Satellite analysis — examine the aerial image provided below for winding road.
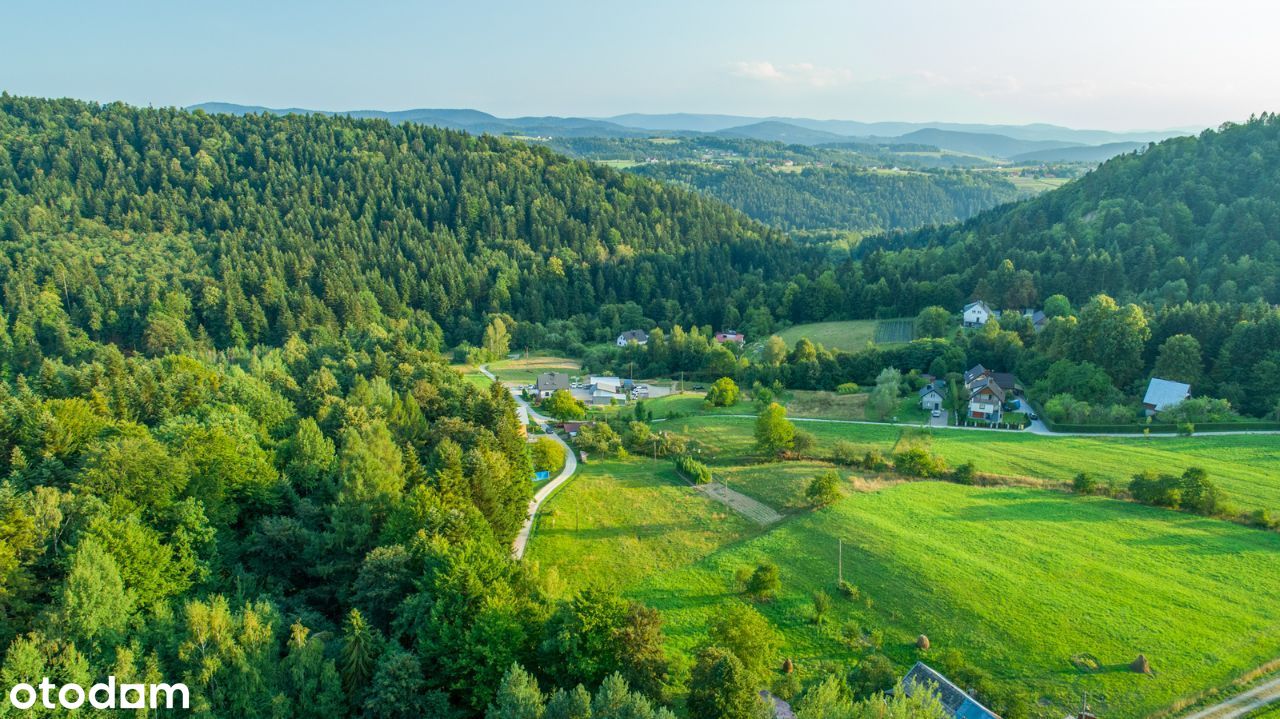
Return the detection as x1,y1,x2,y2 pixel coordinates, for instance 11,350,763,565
478,365,579,559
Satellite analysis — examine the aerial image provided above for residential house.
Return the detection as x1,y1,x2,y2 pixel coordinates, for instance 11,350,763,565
963,364,990,386
967,377,1006,422
963,301,994,327
561,421,594,437
991,372,1019,395
919,381,946,411
1143,377,1191,416
900,662,1000,719
1023,309,1048,332
714,330,746,344
616,329,649,347
534,372,571,400
590,388,627,405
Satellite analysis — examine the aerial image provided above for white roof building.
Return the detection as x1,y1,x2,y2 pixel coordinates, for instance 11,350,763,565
1143,378,1191,413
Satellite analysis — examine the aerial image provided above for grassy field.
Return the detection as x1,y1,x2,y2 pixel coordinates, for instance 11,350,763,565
776,320,882,353
630,482,1280,719
524,457,757,595
874,317,916,344
483,354,582,384
666,416,1280,514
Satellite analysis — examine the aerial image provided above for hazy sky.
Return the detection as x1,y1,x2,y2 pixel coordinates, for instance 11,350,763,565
4,0,1277,130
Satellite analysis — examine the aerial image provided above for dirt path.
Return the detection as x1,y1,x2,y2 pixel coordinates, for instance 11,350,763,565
478,365,579,559
1179,675,1280,719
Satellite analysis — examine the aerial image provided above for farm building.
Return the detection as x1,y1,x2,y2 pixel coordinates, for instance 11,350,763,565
963,301,994,327
616,329,649,346
900,662,1001,719
534,372,571,399
1143,377,1191,416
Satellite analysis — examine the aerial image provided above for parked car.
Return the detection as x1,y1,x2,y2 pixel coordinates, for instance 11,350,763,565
931,409,942,418
1028,412,1039,421
693,384,705,391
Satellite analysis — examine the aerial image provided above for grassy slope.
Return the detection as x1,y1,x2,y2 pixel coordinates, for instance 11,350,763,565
776,320,881,353
672,416,1280,514
632,482,1280,719
524,457,757,596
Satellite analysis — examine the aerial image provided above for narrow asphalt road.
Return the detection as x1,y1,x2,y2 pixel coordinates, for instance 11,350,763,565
1178,674,1280,719
478,365,579,559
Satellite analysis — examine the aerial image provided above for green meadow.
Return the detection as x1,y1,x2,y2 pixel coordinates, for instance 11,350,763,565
669,416,1280,514
631,482,1280,719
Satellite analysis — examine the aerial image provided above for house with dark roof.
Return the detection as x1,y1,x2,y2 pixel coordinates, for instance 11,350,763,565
919,381,947,411
534,372,571,399
616,329,649,347
967,378,1006,422
901,662,1001,719
1143,377,1191,416
963,364,990,386
1022,309,1048,332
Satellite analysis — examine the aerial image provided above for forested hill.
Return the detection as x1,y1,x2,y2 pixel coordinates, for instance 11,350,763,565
0,94,806,350
631,162,1022,232
861,115,1280,308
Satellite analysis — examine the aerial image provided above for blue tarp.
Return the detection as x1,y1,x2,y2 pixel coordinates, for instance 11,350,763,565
534,470,551,481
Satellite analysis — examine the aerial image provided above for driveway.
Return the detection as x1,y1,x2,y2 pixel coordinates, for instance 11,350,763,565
478,365,579,559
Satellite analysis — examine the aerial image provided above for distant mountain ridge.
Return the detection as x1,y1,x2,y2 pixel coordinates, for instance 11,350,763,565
189,102,1193,158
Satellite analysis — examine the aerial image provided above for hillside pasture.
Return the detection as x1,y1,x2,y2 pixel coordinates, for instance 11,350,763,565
633,482,1280,719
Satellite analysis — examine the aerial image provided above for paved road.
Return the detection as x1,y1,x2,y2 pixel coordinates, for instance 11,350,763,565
478,366,579,559
1179,674,1280,719
704,414,1280,439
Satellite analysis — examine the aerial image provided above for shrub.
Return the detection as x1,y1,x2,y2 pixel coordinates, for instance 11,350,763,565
745,562,781,600
812,590,832,624
892,447,947,478
1178,422,1195,436
674,455,713,484
806,471,842,508
836,382,860,395
860,449,888,471
831,440,860,466
847,654,897,700
704,377,741,407
1072,472,1098,495
791,429,816,456
951,461,976,485
837,581,860,600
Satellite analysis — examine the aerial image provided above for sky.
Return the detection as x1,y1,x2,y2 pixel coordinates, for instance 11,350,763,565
3,0,1277,130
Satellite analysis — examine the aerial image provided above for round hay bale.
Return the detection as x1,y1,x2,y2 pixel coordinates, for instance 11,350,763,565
1131,654,1151,674
916,634,931,650
782,657,794,674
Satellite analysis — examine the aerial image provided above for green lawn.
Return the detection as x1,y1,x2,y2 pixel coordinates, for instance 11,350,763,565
631,482,1280,719
776,320,882,353
485,354,582,384
525,457,757,596
669,416,1280,514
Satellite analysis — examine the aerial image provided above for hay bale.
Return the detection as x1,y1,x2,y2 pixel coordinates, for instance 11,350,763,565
916,634,931,650
1131,654,1151,674
782,657,794,674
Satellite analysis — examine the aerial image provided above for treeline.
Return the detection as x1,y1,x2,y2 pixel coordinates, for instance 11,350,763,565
631,162,1021,232
0,94,813,352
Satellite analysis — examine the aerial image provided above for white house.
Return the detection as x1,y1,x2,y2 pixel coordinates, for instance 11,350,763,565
963,301,994,327
1143,378,1191,416
967,378,1006,422
616,329,649,347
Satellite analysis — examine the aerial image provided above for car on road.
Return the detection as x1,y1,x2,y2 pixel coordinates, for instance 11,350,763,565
931,409,942,418
693,384,705,391
1028,412,1039,421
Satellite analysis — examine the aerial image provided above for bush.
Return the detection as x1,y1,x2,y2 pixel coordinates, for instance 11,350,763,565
1072,472,1098,495
836,382,860,395
831,440,860,466
951,461,976,485
847,654,897,700
791,429,816,456
892,447,947,478
837,580,860,600
1178,422,1195,436
860,449,888,471
745,562,781,600
704,377,740,407
674,455,713,484
805,471,842,508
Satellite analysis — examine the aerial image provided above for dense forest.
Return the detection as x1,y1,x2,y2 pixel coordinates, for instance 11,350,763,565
631,162,1022,232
